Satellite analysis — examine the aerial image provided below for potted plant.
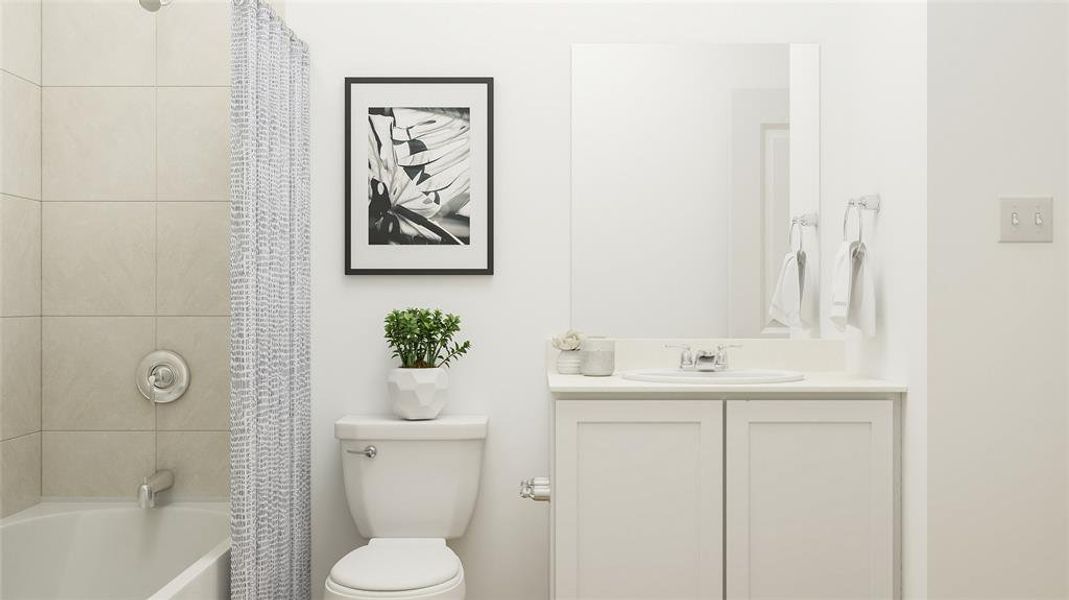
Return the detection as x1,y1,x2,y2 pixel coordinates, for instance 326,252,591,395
384,308,472,420
552,329,585,374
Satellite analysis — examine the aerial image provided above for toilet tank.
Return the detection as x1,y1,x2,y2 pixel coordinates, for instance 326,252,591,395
334,415,488,539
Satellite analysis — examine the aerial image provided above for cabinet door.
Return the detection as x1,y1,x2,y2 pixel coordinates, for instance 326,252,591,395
555,400,723,600
726,400,895,600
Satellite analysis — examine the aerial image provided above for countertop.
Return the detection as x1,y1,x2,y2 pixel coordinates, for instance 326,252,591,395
547,371,907,398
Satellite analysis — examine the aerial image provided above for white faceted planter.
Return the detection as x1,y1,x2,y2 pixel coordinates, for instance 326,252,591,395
388,367,449,420
556,350,582,374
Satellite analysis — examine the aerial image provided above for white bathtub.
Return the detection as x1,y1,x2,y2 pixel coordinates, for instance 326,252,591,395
0,502,229,600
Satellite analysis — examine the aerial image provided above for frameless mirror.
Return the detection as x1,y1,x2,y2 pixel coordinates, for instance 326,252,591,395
570,43,821,338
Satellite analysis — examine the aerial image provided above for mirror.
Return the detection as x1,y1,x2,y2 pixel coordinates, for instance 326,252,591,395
570,43,820,338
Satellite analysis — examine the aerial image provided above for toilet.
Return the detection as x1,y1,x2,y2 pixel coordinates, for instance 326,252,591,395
326,415,488,600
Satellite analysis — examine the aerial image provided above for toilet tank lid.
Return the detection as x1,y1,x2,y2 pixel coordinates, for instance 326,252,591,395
335,415,489,441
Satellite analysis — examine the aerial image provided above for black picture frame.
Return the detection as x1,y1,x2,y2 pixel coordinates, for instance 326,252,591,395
344,77,494,275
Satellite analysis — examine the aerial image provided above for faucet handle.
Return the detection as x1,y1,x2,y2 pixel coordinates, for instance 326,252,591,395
713,344,742,370
665,344,695,369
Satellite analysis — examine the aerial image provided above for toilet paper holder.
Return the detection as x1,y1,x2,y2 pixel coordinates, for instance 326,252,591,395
520,477,551,502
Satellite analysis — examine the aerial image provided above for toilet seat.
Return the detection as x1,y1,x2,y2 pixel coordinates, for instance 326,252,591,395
324,538,465,600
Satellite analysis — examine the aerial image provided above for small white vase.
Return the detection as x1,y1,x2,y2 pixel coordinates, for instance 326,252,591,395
387,367,449,420
580,337,615,376
556,350,582,374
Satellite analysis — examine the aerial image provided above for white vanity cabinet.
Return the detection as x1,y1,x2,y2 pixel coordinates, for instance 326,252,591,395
553,400,724,600
552,397,898,600
725,400,896,600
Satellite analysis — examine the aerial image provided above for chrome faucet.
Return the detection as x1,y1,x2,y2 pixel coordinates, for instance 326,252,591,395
694,344,742,372
667,343,742,372
137,470,174,508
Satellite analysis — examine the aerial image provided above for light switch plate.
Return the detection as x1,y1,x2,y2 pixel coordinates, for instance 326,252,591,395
1000,196,1053,243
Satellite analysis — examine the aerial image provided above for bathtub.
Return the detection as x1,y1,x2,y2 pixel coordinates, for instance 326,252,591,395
0,501,229,600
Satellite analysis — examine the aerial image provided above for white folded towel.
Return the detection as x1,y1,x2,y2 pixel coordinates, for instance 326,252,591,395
797,248,819,330
829,241,854,329
768,252,802,329
849,243,876,336
830,240,875,336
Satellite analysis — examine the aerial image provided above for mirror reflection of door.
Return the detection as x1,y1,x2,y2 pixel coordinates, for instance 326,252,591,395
727,85,790,338
762,124,790,334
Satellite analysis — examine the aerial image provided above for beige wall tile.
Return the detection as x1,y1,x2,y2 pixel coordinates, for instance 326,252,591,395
42,317,154,431
156,317,228,430
42,202,156,315
157,202,229,315
43,87,155,202
0,432,41,516
157,0,229,86
157,431,227,498
1,317,40,440
42,430,154,497
157,87,229,201
0,196,41,316
42,0,154,86
1,72,41,200
1,0,42,84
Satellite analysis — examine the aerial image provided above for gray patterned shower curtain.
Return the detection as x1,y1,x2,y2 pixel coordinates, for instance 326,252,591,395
229,0,311,598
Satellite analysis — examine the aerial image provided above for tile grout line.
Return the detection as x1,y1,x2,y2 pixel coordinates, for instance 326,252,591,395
36,200,230,203
38,0,44,505
1,192,44,203
0,430,40,444
153,201,159,472
37,430,229,433
0,67,41,88
34,84,231,89
153,8,159,474
39,314,231,318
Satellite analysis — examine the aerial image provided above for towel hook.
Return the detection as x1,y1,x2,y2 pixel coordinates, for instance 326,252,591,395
842,194,881,244
790,212,818,253
789,221,803,252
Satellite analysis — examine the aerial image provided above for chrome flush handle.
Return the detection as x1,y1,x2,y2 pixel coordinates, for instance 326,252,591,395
346,445,377,458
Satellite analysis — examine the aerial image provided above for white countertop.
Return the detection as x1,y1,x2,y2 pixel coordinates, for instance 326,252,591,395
547,371,907,398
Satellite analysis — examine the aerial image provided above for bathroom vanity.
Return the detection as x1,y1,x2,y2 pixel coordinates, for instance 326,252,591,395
558,40,907,599
544,341,906,600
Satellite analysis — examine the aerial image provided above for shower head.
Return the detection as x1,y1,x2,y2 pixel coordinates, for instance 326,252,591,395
139,0,172,12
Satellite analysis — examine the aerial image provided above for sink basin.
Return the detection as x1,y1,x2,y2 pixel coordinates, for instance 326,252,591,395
621,368,805,385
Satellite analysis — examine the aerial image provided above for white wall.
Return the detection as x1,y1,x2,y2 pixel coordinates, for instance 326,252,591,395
928,3,1068,598
287,3,927,598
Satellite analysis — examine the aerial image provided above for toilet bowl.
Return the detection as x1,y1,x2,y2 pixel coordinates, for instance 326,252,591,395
324,539,464,600
328,416,487,600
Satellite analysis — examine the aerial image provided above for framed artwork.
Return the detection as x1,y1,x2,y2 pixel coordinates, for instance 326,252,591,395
345,77,494,274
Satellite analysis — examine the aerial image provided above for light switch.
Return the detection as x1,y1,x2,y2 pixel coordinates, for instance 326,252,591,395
1000,196,1053,243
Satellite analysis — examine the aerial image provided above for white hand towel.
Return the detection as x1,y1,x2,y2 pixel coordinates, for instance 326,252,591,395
795,248,816,329
830,241,855,331
768,253,801,329
849,243,876,337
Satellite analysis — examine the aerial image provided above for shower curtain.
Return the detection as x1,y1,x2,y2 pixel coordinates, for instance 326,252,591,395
229,0,311,598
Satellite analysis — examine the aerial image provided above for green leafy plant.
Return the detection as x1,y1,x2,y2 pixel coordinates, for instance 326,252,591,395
384,308,472,368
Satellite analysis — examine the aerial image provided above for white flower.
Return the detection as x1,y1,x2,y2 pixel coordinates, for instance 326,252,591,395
552,330,584,351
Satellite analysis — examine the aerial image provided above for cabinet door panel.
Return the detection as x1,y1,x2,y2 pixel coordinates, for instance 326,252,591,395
555,400,723,600
726,400,895,600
